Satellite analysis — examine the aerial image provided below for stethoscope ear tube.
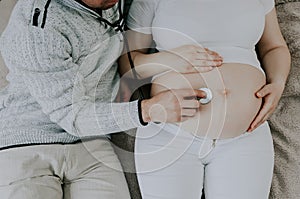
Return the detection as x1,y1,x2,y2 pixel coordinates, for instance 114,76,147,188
97,0,145,100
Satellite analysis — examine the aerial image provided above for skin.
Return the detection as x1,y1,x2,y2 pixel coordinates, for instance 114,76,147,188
80,0,209,123
249,8,291,132
119,8,290,129
118,40,223,123
119,30,223,78
89,1,290,127
149,63,266,138
80,0,119,10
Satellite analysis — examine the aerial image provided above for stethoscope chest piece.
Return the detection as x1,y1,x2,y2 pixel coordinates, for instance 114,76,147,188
198,87,213,105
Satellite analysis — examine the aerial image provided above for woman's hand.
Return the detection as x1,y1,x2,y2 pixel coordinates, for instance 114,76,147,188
119,43,223,79
248,82,285,132
162,45,223,73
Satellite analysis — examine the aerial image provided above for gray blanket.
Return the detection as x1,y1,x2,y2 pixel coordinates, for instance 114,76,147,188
269,1,300,198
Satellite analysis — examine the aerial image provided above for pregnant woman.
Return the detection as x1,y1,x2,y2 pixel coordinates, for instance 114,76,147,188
119,0,291,198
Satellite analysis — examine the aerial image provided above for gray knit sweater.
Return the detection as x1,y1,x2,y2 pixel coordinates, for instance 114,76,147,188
0,0,143,149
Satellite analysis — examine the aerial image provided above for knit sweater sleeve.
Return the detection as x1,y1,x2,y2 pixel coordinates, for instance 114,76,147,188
18,25,144,137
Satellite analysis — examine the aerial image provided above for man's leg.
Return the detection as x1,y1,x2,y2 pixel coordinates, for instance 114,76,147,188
0,145,64,199
63,138,131,199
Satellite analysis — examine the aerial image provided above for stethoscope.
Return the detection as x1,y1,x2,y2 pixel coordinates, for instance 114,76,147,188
95,0,147,100
36,0,213,104
86,0,214,104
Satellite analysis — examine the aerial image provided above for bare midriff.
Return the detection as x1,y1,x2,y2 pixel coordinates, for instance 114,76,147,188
151,63,266,139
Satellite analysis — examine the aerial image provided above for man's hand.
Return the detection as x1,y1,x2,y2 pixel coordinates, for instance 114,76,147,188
140,89,206,123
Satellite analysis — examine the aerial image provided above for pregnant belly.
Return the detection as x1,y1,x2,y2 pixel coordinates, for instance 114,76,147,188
151,63,266,139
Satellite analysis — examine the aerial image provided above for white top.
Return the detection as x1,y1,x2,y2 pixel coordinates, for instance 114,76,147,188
127,0,275,77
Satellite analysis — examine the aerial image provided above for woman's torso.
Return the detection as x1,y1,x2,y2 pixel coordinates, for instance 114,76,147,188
147,0,269,138
151,63,266,139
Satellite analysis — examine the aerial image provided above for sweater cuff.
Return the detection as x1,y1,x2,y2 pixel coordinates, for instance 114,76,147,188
114,100,148,129
138,99,149,126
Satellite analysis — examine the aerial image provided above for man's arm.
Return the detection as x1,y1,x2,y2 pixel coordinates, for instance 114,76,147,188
17,24,206,137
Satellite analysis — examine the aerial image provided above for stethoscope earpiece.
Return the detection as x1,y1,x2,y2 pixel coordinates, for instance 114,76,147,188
198,87,213,104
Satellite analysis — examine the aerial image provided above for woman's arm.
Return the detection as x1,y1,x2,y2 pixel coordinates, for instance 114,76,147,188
118,30,223,79
118,30,166,78
248,8,291,132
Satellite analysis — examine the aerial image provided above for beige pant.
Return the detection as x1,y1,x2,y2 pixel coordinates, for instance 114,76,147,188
0,138,131,199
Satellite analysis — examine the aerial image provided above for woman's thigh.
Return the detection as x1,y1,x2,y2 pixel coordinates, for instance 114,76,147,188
135,124,205,199
204,122,274,199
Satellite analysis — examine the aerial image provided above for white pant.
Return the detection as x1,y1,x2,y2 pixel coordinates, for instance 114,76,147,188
135,122,274,199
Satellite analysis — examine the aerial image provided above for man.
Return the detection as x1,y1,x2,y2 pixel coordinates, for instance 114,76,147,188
0,0,206,198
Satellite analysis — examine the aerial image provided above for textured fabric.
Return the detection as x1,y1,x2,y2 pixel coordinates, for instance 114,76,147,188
127,0,274,74
269,2,300,199
276,0,300,5
135,122,274,199
0,138,131,199
0,0,14,89
0,0,144,149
